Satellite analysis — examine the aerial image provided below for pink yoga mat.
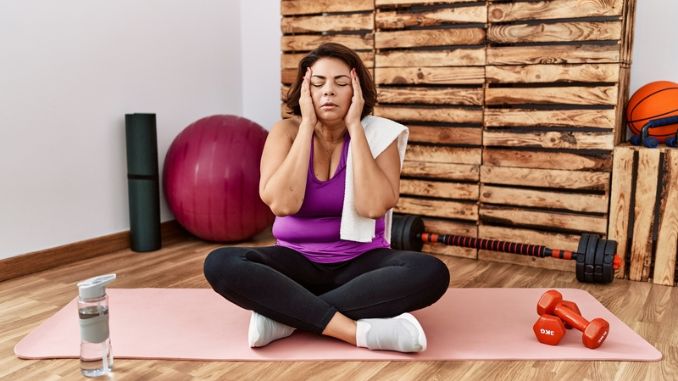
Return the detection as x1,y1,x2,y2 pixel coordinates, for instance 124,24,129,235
14,288,661,361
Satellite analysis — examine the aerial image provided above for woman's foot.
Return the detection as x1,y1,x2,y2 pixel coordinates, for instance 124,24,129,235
248,311,296,347
355,313,427,353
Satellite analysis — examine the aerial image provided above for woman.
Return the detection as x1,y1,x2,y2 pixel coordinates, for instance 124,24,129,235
204,43,449,353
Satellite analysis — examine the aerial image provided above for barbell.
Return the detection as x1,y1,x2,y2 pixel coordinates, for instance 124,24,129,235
391,214,621,284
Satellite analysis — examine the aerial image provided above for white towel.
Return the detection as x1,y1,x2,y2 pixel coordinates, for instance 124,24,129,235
340,115,409,243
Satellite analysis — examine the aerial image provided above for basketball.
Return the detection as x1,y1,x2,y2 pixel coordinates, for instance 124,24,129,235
626,81,678,142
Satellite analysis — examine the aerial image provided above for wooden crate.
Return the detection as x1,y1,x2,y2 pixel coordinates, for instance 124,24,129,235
477,0,636,272
375,0,486,258
608,145,678,286
280,0,375,116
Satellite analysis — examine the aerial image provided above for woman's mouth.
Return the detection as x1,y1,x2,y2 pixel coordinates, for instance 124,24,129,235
320,102,338,110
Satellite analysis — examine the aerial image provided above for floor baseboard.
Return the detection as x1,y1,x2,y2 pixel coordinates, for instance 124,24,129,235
0,221,189,282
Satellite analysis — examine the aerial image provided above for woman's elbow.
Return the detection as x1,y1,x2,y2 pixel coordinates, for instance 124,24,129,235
267,198,303,217
355,203,392,219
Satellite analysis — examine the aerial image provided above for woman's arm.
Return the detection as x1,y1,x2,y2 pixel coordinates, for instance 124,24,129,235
259,119,314,216
343,68,401,219
260,68,318,216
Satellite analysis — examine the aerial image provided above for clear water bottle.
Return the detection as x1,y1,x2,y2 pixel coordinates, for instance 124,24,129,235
77,274,116,377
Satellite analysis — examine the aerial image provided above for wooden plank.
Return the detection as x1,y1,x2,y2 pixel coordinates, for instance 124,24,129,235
488,21,622,43
374,105,483,124
282,0,373,16
479,225,580,252
486,64,620,84
377,0,478,6
487,45,620,65
620,0,638,65
281,68,296,84
483,130,614,150
485,86,618,106
424,243,476,259
480,184,609,213
401,179,479,200
405,144,482,165
282,13,373,34
376,28,485,49
377,49,486,67
488,0,623,22
485,109,615,129
629,149,660,282
478,249,576,273
402,161,480,181
480,206,608,234
615,66,631,145
483,149,612,171
281,34,374,52
378,87,483,106
376,6,486,29
424,217,477,237
282,51,374,69
376,67,485,85
285,67,375,84
607,146,634,279
653,150,678,286
408,125,482,146
396,197,478,220
481,166,610,192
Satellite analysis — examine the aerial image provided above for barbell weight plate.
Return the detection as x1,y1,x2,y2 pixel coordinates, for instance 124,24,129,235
594,239,607,283
584,234,599,283
576,233,590,282
410,215,424,252
403,215,418,251
602,239,617,283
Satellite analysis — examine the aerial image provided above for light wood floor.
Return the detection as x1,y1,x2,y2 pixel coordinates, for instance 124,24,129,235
1,232,676,381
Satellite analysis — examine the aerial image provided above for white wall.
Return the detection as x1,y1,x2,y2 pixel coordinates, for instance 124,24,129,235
629,1,678,93
0,0,243,259
1,0,675,260
240,1,281,130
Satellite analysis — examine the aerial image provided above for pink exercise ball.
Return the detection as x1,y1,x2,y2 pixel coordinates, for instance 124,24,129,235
163,115,274,241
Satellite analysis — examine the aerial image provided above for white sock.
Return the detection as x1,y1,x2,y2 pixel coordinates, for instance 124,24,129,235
248,311,296,348
355,313,427,353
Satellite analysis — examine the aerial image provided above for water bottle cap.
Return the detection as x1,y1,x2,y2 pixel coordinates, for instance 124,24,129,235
77,274,116,300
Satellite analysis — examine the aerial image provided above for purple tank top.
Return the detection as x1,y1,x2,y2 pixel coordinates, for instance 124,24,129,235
272,133,389,263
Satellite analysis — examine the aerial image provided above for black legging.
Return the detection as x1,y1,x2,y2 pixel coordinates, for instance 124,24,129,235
203,245,450,334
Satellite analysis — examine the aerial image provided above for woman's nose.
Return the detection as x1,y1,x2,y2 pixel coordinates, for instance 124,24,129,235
322,84,335,96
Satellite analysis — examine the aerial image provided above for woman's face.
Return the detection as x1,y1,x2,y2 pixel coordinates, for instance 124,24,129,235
309,57,354,123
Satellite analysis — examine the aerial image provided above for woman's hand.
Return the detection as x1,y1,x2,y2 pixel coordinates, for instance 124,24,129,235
299,68,318,127
345,68,364,133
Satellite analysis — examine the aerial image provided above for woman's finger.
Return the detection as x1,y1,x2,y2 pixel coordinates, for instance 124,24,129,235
352,68,363,100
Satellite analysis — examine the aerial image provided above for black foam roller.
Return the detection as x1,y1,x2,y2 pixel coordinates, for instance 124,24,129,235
125,113,161,252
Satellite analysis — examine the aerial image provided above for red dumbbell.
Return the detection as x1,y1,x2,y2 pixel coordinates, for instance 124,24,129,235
532,299,582,346
533,314,566,345
537,290,609,349
560,300,581,329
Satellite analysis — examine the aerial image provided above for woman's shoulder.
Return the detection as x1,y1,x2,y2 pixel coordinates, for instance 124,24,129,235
271,117,302,140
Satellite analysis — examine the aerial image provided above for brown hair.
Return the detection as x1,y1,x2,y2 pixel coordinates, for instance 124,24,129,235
285,43,376,119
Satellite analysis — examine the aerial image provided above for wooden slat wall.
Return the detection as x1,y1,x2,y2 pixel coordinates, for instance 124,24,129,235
608,146,678,286
477,0,633,271
375,0,486,258
279,1,641,275
280,0,375,116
